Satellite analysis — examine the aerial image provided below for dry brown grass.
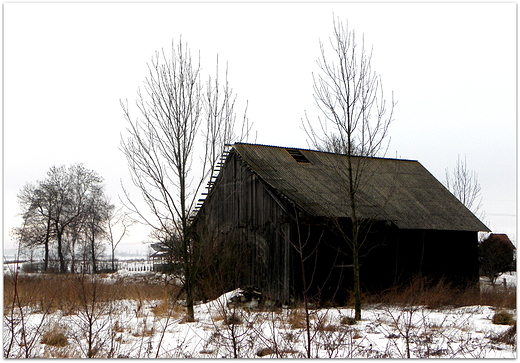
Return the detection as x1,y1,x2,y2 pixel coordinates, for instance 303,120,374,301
352,331,363,339
287,310,307,329
479,289,516,309
151,300,168,316
151,298,184,320
41,325,68,347
3,273,182,313
363,277,516,310
212,310,244,325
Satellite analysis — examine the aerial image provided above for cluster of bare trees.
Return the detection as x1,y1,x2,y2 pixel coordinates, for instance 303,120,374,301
13,164,130,273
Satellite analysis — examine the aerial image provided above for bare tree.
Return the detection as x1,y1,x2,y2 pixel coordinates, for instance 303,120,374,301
303,17,395,320
66,215,83,274
16,183,55,271
83,189,111,274
445,155,485,220
71,273,111,358
106,204,134,272
4,222,53,358
290,212,321,358
120,39,248,321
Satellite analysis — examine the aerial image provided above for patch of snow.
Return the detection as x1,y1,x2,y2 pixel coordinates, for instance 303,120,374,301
480,271,517,291
4,270,516,358
4,287,516,358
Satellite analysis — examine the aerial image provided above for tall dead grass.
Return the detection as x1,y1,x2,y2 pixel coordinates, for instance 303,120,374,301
363,277,516,310
3,273,181,313
5,273,514,313
41,324,69,347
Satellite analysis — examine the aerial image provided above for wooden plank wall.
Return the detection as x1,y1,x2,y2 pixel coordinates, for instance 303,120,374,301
193,151,292,302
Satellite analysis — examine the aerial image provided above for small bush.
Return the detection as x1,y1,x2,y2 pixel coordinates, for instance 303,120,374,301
21,262,43,273
256,347,275,357
340,316,357,325
41,326,68,347
479,234,515,283
224,313,243,325
492,311,515,325
492,323,516,345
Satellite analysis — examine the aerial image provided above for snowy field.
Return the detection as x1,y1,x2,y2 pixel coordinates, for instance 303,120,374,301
4,269,516,358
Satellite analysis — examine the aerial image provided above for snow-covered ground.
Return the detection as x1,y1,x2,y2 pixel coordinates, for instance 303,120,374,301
480,271,517,291
4,270,516,358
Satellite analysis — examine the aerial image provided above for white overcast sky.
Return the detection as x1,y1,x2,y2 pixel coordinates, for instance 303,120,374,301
3,2,517,253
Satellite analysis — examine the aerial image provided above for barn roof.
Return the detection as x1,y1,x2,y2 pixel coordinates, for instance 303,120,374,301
231,143,489,232
487,234,516,249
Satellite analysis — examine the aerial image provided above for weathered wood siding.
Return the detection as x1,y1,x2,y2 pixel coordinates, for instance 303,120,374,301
193,151,292,302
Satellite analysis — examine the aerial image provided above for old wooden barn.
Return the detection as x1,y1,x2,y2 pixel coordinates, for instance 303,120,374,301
191,143,489,304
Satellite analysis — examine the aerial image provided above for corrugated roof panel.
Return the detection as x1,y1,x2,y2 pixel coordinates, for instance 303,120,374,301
232,143,489,232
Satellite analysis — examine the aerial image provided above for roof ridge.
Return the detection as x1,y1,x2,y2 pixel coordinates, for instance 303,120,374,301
232,142,418,163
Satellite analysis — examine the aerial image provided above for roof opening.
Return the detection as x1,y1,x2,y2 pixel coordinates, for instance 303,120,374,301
286,148,311,163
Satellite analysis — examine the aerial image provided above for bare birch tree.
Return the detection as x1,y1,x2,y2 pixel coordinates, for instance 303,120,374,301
303,17,395,320
120,39,249,321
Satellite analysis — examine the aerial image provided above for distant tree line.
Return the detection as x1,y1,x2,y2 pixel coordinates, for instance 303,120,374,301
13,164,130,273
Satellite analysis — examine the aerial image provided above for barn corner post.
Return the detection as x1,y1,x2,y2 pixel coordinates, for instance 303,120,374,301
303,16,395,320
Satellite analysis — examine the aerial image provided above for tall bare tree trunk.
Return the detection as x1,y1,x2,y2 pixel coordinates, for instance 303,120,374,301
56,226,66,273
180,177,195,320
43,217,51,272
90,234,97,274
